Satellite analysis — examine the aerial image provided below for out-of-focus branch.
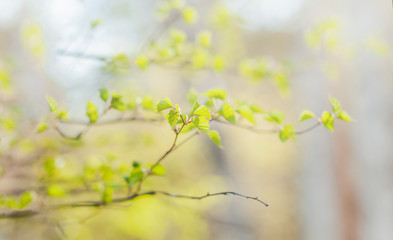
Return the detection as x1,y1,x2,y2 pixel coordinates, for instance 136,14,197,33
0,190,267,219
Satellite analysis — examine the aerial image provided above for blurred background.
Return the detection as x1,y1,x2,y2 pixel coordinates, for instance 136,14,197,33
0,0,392,239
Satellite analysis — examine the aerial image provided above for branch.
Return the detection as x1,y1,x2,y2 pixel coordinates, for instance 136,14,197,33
0,190,267,218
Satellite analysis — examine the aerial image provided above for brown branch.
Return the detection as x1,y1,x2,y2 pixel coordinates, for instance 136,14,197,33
0,190,267,218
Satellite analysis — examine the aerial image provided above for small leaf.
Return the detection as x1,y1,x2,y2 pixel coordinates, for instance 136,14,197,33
192,116,210,133
170,28,187,44
36,122,48,133
212,55,225,72
142,96,155,110
193,105,211,119
102,186,112,204
179,123,195,134
127,169,144,186
321,111,334,131
19,191,34,208
86,102,99,123
182,7,198,24
265,110,284,124
208,130,222,147
337,110,353,122
329,95,341,113
56,110,68,120
100,88,109,102
151,164,166,176
237,105,256,124
111,93,126,111
135,54,149,70
46,95,58,113
219,103,236,124
167,109,179,128
279,124,295,142
203,88,227,101
196,30,212,47
250,104,265,114
157,97,173,111
47,184,66,197
299,110,315,122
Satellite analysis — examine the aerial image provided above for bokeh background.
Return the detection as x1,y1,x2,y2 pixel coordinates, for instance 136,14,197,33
0,0,392,239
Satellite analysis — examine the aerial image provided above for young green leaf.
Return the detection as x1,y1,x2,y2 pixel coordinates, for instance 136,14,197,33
321,111,334,131
135,54,149,70
196,30,212,47
151,164,166,176
126,170,144,186
157,97,174,111
265,110,284,124
47,184,66,197
208,130,222,147
299,110,315,122
19,191,33,209
279,124,295,142
99,88,109,102
86,102,99,123
337,110,353,122
329,95,341,113
212,55,225,72
56,110,68,120
102,186,113,204
219,103,236,124
182,7,198,24
237,105,256,124
45,95,58,113
167,109,179,128
250,104,265,114
192,116,210,133
111,93,126,111
142,96,155,110
203,88,227,101
36,122,48,133
193,105,211,119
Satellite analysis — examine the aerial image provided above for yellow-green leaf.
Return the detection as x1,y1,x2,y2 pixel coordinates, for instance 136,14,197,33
203,88,227,101
321,111,334,131
86,101,99,123
219,103,236,124
45,95,58,113
299,110,315,122
265,110,284,124
192,116,210,133
237,105,256,124
337,110,353,122
193,105,211,119
157,97,173,111
329,95,341,113
208,130,222,147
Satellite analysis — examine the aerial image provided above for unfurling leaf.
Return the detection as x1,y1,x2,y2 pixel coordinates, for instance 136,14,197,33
45,95,58,113
151,164,166,176
157,98,173,111
142,96,155,110
337,110,353,122
192,116,210,133
329,95,341,113
86,102,99,123
99,88,109,102
208,130,222,147
279,124,295,142
36,122,48,133
111,93,126,111
321,111,334,131
167,109,179,128
237,105,256,124
193,105,211,119
203,88,227,100
219,103,236,124
299,110,315,122
265,110,284,124
135,55,149,70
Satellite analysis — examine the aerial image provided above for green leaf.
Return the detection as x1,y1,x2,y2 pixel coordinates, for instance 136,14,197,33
337,110,353,122
192,116,210,133
250,104,265,114
170,28,187,44
47,184,66,197
151,164,166,176
56,110,68,120
208,130,222,147
135,54,149,70
237,105,256,124
127,169,144,186
321,111,334,131
99,88,109,102
102,186,112,204
265,110,284,124
187,89,199,105
156,97,174,111
182,7,198,24
179,123,195,134
36,122,48,133
196,30,212,47
86,102,99,123
111,93,126,111
329,95,341,113
219,103,236,124
212,55,225,72
299,110,315,122
167,109,179,128
203,88,227,100
19,192,33,208
279,124,296,142
142,96,155,110
193,105,211,119
45,95,58,113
